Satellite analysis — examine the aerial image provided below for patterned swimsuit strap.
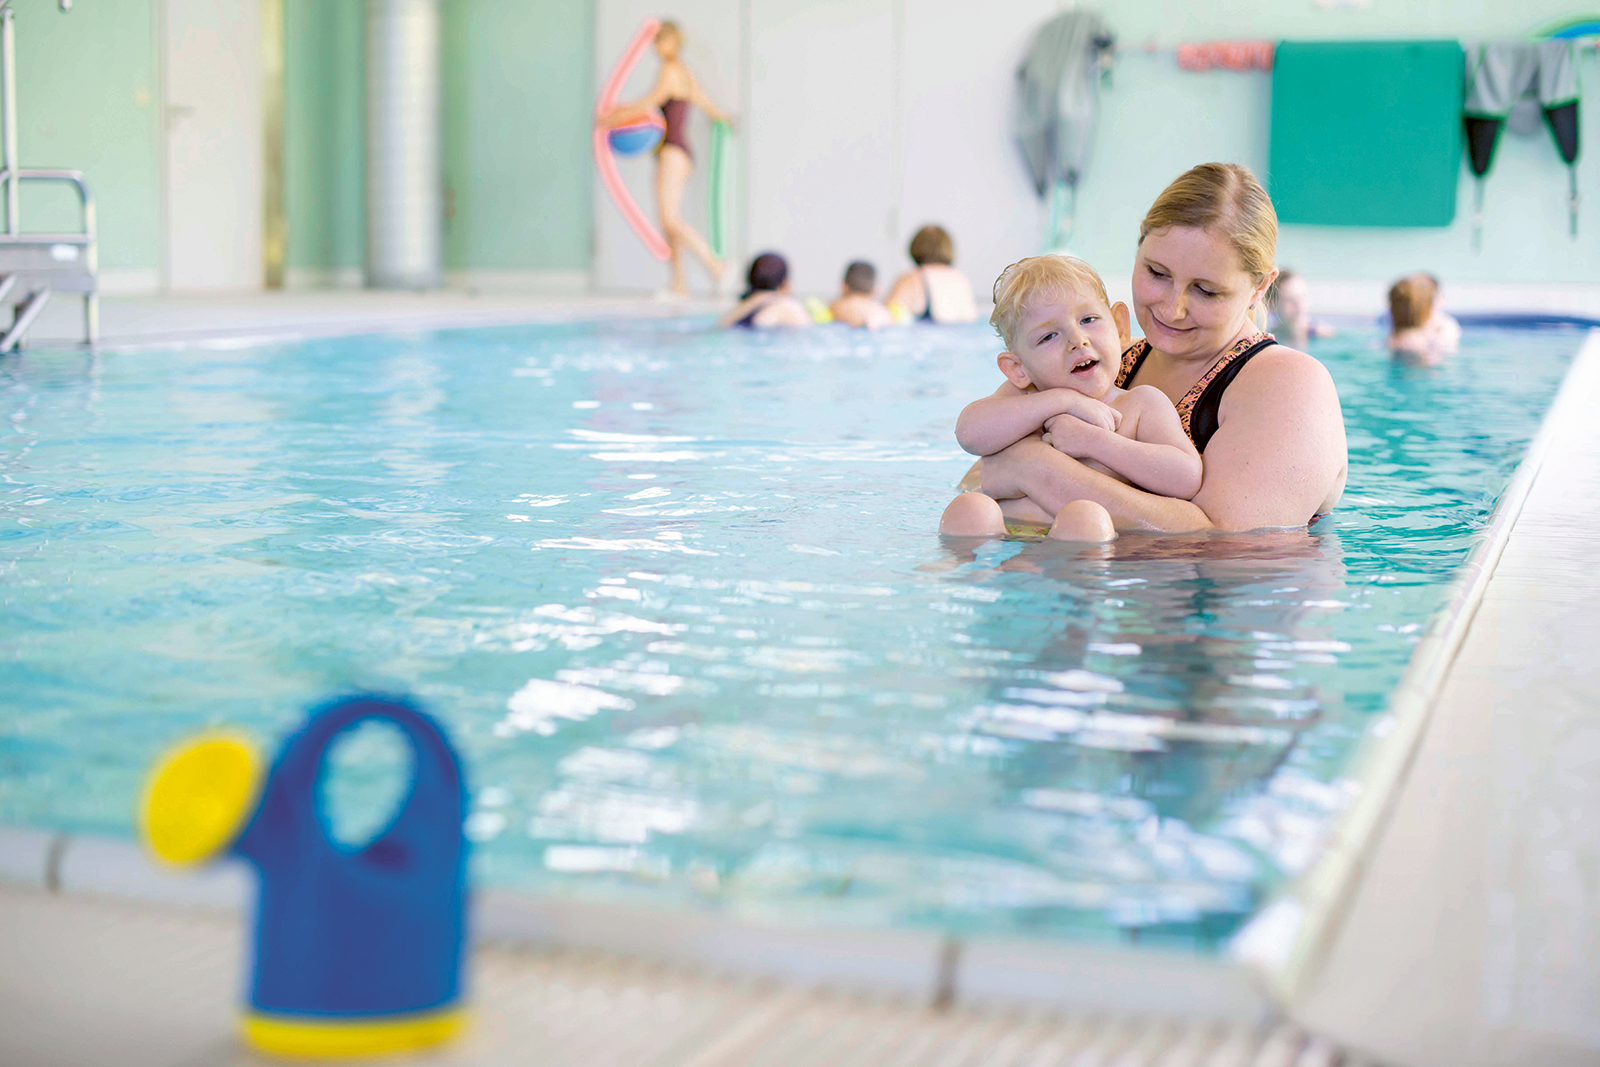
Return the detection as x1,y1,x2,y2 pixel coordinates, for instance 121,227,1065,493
1173,333,1271,433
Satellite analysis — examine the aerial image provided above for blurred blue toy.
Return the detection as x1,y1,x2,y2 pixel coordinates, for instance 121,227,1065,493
140,695,468,1059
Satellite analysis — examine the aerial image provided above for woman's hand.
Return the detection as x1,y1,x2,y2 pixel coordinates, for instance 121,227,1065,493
977,436,1053,501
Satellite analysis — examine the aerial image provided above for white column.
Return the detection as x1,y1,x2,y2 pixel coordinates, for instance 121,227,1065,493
366,0,441,289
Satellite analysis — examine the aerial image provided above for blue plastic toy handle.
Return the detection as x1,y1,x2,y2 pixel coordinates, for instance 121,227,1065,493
233,696,468,1019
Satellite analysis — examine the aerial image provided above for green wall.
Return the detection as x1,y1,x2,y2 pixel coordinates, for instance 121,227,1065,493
14,0,160,275
442,0,593,273
284,0,364,279
285,0,593,279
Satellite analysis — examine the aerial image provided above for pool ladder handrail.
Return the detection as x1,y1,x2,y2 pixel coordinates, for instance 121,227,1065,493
0,0,97,352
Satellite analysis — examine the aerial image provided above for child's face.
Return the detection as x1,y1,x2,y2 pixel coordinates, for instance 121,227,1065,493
999,288,1127,398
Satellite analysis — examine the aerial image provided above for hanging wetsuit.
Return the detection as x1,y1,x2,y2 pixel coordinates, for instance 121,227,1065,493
1464,41,1580,240
1013,11,1115,252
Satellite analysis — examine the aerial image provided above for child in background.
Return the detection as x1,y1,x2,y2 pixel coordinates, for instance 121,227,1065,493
1388,273,1460,359
720,252,811,328
939,255,1202,542
1265,270,1335,347
829,261,892,329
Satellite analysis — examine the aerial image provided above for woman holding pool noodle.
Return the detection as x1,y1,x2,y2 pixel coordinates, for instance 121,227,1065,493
597,20,730,296
973,163,1347,532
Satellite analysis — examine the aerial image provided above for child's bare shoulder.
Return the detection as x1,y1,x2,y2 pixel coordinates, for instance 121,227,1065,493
1111,384,1178,419
1111,384,1185,441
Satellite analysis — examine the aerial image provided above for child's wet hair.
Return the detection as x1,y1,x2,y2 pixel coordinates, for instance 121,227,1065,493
1388,273,1437,331
743,252,788,298
842,261,876,294
990,255,1111,351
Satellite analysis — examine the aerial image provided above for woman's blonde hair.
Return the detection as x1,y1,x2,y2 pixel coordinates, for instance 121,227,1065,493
990,255,1110,350
655,20,681,43
909,224,954,266
1388,274,1437,331
1139,163,1278,286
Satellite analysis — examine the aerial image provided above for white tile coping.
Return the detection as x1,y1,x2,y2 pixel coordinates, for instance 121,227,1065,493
0,828,1278,1023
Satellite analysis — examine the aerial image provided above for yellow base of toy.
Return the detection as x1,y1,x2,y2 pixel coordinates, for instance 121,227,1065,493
243,1006,466,1059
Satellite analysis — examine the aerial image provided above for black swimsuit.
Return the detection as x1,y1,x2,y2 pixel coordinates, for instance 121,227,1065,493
1116,334,1277,452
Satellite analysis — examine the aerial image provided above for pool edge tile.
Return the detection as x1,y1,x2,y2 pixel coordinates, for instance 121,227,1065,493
0,825,55,889
475,888,944,1003
55,834,251,911
955,935,1275,1023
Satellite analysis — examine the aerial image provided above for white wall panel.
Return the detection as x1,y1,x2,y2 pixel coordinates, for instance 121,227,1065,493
897,0,1061,312
745,0,896,298
594,0,741,294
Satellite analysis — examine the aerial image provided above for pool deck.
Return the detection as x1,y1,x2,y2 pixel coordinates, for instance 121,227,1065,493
3,295,1598,1066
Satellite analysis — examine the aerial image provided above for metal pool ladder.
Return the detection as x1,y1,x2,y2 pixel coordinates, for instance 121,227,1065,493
0,0,96,353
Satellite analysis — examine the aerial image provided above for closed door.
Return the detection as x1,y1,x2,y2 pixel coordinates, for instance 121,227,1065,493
163,0,262,290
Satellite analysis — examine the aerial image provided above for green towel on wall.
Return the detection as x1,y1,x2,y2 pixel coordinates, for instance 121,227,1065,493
1269,41,1465,227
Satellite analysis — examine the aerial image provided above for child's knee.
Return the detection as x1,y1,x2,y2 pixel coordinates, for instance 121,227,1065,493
1048,500,1116,542
940,492,1006,537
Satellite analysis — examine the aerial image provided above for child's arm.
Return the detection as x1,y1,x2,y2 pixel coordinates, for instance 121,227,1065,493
1043,387,1202,499
956,383,1120,457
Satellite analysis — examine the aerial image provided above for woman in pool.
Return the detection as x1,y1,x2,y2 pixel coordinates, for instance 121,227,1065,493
885,224,978,324
599,21,729,296
972,163,1347,532
720,252,810,328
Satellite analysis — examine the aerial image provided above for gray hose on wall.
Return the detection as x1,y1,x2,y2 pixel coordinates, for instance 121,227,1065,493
366,0,441,289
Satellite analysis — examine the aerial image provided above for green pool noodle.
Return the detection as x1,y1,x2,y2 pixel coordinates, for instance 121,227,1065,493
709,121,730,259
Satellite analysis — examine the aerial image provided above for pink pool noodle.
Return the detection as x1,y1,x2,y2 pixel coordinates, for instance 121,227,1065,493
595,19,670,261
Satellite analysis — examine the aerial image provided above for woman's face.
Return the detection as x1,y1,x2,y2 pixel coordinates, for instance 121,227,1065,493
1132,225,1272,359
655,32,680,60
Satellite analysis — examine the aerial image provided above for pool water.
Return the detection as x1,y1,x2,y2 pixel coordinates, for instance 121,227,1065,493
0,319,1581,949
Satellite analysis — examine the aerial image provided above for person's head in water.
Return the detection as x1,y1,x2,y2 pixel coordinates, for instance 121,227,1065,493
842,261,876,296
1388,273,1437,332
654,20,681,60
1267,269,1309,334
744,252,789,299
909,225,954,267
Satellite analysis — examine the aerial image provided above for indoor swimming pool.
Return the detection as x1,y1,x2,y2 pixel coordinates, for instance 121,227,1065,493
0,318,1584,951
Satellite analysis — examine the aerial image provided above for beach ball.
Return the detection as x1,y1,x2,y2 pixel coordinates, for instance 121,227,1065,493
609,118,664,156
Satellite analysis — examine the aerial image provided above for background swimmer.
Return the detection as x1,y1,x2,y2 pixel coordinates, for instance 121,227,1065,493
941,255,1202,542
1388,272,1461,361
885,224,978,324
720,252,811,328
829,261,892,329
1266,269,1335,348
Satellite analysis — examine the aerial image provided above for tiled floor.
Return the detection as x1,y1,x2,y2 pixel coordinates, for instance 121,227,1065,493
0,885,1351,1067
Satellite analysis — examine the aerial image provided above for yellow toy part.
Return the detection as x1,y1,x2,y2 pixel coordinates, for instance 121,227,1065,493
140,733,263,866
243,1006,467,1059
887,302,912,325
804,296,834,324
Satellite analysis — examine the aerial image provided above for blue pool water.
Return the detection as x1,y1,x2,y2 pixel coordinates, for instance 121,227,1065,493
0,318,1582,948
